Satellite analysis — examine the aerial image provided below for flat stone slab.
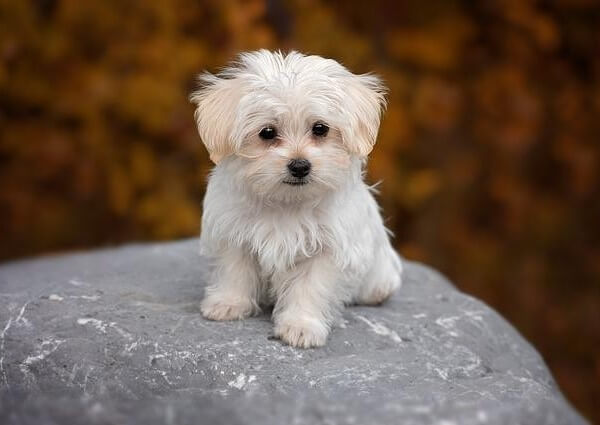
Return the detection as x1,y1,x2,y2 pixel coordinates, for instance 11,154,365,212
0,240,587,425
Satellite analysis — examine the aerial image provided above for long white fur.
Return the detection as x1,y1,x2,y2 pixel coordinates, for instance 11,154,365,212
191,50,402,348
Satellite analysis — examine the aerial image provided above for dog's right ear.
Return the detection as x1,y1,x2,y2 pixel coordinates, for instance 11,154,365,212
339,73,387,158
190,73,243,164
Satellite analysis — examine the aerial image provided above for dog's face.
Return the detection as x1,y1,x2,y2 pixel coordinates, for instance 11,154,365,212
191,50,386,202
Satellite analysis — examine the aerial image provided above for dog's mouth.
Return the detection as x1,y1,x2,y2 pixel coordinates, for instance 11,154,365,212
283,179,309,186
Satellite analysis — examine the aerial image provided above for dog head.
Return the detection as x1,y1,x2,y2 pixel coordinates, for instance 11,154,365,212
191,50,386,201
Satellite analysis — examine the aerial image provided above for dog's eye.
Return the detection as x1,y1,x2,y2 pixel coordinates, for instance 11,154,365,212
259,126,277,140
312,123,329,137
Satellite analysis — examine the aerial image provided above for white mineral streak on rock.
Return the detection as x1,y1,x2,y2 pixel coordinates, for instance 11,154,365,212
435,316,460,329
0,317,13,387
110,324,133,340
69,279,91,287
77,318,109,333
20,338,65,379
228,373,247,389
464,310,485,321
159,370,174,385
68,363,80,385
434,368,449,381
125,341,138,353
77,318,133,340
69,295,101,301
355,314,403,343
15,302,30,327
83,367,92,394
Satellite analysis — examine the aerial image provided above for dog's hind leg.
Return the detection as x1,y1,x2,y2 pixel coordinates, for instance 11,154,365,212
353,246,402,306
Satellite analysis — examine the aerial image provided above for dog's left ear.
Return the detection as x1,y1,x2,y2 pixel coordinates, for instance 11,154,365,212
340,74,387,157
190,73,244,164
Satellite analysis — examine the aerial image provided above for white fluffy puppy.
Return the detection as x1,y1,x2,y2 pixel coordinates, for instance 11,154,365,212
191,50,402,348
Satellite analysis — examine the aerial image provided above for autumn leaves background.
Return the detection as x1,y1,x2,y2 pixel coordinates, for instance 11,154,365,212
1,0,598,421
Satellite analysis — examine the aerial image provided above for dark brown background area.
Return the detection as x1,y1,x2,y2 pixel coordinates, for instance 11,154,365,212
1,0,598,422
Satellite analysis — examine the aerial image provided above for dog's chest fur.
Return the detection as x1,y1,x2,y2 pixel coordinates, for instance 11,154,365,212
202,172,378,277
243,204,330,273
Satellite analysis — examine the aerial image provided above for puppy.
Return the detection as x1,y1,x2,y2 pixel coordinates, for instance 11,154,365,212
191,50,402,348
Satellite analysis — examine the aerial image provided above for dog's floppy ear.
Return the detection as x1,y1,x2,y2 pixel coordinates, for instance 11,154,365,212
190,73,243,164
340,74,387,157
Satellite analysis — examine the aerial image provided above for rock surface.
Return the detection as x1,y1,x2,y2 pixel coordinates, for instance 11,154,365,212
0,240,587,425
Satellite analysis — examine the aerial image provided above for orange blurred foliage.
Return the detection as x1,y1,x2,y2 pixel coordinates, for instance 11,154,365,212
0,0,599,421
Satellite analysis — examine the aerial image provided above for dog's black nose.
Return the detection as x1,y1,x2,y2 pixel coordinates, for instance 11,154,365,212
287,159,311,178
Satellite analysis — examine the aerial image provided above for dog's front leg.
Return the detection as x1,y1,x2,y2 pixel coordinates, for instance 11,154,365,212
272,255,341,348
201,246,262,321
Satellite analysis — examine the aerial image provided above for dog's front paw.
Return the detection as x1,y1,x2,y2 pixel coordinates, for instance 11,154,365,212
274,317,329,348
200,296,257,321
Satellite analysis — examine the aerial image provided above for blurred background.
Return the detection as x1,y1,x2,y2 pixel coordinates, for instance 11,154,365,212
1,0,598,421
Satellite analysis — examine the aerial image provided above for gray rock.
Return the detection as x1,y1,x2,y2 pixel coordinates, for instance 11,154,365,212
0,240,587,425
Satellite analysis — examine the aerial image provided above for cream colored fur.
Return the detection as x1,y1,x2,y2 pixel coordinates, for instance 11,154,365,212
191,50,402,348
